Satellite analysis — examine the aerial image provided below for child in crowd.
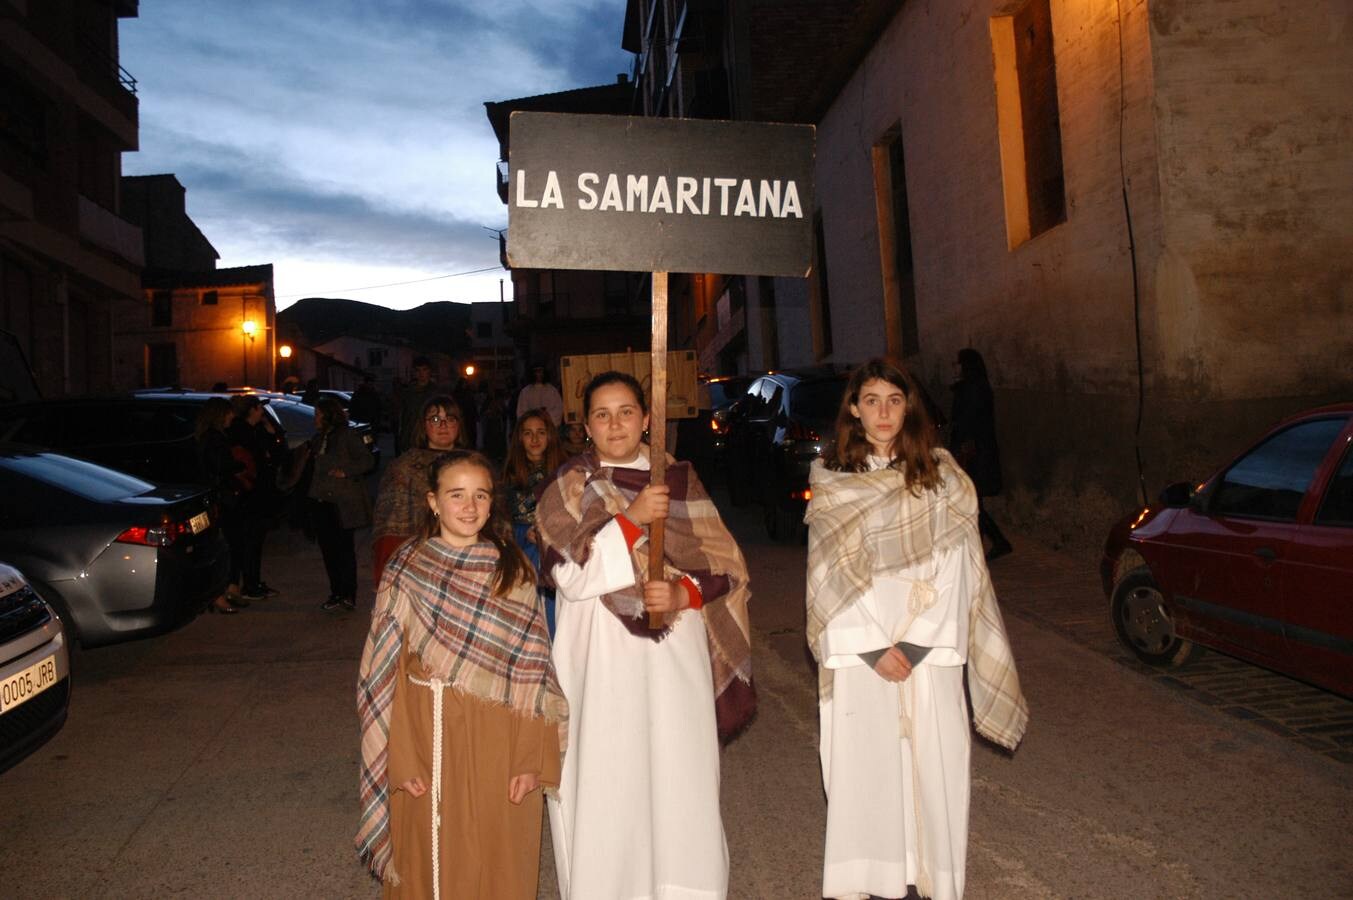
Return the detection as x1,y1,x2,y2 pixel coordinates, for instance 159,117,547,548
356,450,566,899
502,409,563,637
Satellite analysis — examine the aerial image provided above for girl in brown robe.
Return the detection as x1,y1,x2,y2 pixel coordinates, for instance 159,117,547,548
356,450,567,899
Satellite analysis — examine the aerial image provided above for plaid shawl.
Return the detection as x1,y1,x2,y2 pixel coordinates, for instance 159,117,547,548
804,450,1029,751
535,445,756,740
355,538,567,884
371,448,439,541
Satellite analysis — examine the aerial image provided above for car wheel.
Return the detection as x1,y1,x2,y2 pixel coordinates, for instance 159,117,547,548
1110,566,1198,667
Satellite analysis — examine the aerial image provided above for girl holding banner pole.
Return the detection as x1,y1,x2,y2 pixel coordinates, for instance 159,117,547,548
535,370,755,900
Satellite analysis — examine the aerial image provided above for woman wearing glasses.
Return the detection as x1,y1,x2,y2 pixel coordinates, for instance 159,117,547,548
371,395,467,582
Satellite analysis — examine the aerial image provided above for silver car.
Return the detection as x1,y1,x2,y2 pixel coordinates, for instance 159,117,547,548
0,446,231,648
0,562,70,774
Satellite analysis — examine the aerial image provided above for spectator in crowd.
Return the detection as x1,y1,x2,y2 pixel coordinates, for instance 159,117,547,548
502,408,563,636
517,364,564,426
301,378,321,407
396,357,443,455
371,395,466,583
949,347,1013,560
350,375,383,432
558,421,589,459
306,397,376,611
195,396,245,614
227,395,285,601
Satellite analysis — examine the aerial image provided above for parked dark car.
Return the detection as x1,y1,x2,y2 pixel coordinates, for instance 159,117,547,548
0,445,231,648
723,370,848,541
1101,403,1353,698
677,374,755,484
0,392,378,484
0,562,70,774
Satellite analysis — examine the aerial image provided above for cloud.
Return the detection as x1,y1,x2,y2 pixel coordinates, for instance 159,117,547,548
121,0,630,305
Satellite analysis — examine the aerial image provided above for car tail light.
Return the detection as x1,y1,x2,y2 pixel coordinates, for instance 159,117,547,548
116,521,189,547
791,488,813,501
785,421,819,441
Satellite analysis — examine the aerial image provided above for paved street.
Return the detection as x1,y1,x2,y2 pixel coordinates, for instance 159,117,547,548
3,486,1351,899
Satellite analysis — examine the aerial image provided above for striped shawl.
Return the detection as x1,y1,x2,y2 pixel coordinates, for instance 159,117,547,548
535,445,756,741
355,538,567,884
804,450,1029,751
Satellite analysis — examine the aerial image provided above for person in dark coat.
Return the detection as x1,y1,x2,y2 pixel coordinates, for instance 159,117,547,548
227,395,286,600
305,397,376,610
195,397,246,614
949,348,1013,560
349,375,382,432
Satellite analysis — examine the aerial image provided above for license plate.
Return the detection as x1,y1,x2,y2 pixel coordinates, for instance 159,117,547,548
189,511,210,534
0,655,59,715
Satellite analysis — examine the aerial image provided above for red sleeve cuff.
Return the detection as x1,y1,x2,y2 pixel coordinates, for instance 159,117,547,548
615,513,643,550
680,575,703,611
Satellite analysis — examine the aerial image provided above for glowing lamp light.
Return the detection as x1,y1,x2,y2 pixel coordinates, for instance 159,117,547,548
241,319,258,338
464,364,476,377
278,344,293,359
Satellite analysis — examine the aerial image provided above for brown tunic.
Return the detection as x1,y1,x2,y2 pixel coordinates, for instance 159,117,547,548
384,650,561,900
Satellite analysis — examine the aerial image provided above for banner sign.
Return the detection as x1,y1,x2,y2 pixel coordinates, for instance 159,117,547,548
507,112,815,277
560,350,699,424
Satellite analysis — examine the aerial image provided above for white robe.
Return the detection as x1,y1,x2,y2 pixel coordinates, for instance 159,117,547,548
817,464,973,900
547,454,729,900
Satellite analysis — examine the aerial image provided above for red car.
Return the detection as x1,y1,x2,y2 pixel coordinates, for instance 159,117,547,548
1101,403,1353,698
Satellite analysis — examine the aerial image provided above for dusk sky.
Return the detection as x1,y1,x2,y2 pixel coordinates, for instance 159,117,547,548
120,0,632,311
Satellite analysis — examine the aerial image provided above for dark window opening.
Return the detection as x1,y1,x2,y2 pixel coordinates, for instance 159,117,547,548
202,290,218,306
151,291,172,327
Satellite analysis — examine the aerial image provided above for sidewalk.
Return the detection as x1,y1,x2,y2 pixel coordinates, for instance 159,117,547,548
986,539,1353,765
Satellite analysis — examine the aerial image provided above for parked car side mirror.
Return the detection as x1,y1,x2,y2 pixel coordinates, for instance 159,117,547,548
1158,481,1194,508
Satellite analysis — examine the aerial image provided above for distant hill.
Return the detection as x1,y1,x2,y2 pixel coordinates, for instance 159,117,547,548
277,298,473,354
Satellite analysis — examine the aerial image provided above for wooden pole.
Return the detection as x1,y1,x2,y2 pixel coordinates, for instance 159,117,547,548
648,271,668,630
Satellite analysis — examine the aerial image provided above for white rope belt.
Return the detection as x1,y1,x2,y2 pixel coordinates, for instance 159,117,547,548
408,673,447,900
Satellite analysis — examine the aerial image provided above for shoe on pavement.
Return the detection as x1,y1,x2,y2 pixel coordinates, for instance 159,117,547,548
240,585,266,601
341,597,356,611
321,595,344,612
255,582,280,598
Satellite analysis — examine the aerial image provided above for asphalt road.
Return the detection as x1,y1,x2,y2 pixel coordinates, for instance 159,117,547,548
2,489,1350,898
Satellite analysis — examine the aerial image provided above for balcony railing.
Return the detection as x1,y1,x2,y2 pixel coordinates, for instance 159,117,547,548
76,32,137,95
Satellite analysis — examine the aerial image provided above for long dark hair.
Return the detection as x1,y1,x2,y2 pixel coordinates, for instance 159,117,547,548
315,396,348,431
415,394,466,450
503,408,562,488
194,396,232,441
822,357,942,493
425,450,535,595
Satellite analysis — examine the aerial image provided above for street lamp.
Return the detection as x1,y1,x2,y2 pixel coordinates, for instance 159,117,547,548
464,363,476,377
278,343,292,359
242,319,257,385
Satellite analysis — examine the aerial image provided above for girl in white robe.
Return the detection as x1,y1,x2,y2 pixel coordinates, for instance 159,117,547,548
535,371,755,900
806,358,1028,900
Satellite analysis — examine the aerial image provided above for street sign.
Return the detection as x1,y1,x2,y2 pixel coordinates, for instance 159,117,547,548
507,112,815,277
